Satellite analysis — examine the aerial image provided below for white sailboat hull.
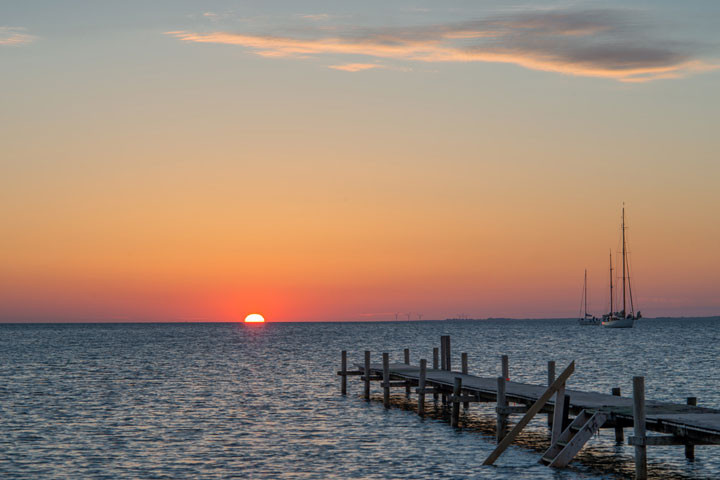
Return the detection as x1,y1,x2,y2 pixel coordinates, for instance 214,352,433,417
601,317,634,328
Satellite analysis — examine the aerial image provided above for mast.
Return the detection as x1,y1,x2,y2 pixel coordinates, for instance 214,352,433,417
583,269,588,316
609,249,613,315
622,205,626,317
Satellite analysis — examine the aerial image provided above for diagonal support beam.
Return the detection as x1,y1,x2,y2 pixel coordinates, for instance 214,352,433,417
483,361,575,466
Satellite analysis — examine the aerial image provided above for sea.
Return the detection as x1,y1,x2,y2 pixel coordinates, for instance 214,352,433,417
1,318,719,479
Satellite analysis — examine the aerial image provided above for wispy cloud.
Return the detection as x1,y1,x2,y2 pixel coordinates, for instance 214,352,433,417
328,63,383,72
298,14,332,22
0,27,37,46
167,9,717,82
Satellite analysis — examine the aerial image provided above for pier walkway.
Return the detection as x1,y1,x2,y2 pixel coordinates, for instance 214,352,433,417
338,335,720,479
364,362,720,442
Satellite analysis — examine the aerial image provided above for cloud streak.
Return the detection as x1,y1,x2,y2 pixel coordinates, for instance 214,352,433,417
329,63,384,72
0,27,36,46
167,9,716,82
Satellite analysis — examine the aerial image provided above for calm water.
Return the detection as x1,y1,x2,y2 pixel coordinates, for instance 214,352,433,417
1,318,719,479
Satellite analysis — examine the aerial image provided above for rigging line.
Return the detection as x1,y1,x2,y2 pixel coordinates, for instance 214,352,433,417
627,252,635,316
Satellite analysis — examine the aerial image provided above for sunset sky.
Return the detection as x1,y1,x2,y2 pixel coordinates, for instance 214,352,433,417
2,1,719,321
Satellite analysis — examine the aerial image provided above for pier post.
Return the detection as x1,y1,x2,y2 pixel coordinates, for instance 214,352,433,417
461,353,469,409
562,394,571,431
501,355,509,381
440,336,447,370
451,377,462,427
418,359,427,415
440,336,448,405
551,381,566,444
341,350,347,395
496,376,508,443
686,396,697,460
383,353,390,408
404,348,411,399
612,387,624,443
432,347,439,404
633,376,647,480
364,350,371,401
547,361,555,427
446,336,452,371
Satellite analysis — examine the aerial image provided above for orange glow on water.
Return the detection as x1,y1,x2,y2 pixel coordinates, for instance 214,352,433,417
244,313,265,323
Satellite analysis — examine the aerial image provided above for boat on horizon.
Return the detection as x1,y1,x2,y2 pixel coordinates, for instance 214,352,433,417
602,206,641,328
577,269,600,325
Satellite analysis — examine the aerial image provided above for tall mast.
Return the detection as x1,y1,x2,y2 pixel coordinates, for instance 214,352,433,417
622,205,626,317
609,249,613,315
584,269,588,316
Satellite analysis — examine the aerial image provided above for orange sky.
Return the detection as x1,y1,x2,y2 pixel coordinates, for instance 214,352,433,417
2,2,719,321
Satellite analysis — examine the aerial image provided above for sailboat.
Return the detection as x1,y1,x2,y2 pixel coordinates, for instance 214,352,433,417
602,206,642,328
577,269,600,325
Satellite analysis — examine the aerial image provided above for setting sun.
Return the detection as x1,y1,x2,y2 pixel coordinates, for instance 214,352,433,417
244,313,265,323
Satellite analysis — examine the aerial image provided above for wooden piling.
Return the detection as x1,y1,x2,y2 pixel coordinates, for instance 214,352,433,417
612,387,624,443
496,376,508,443
461,353,469,409
364,350,371,400
451,377,462,427
440,336,448,405
432,347,439,403
341,350,347,395
562,394,571,431
383,352,390,408
501,355,509,381
551,381,566,444
445,336,452,371
404,348,411,399
440,336,447,371
547,361,555,427
418,359,427,415
633,376,647,480
686,396,697,460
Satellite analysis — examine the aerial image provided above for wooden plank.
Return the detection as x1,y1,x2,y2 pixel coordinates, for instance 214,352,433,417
363,351,371,400
383,353,390,408
540,410,592,465
432,348,439,403
451,377,462,427
496,376,508,443
547,361,555,427
417,359,427,414
549,411,608,468
551,384,566,444
382,381,414,388
356,361,720,443
483,361,575,466
341,350,347,395
612,387,624,443
404,348,411,399
687,397,697,459
440,336,447,371
502,355,509,381
446,336,452,371
633,376,647,480
462,353,469,409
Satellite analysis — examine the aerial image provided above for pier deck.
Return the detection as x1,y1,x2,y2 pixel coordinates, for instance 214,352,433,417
363,362,720,443
339,336,720,479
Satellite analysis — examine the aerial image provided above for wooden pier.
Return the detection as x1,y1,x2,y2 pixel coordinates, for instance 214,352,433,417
338,335,720,479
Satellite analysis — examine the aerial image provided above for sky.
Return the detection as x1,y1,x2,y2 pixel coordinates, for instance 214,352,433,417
1,1,719,322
